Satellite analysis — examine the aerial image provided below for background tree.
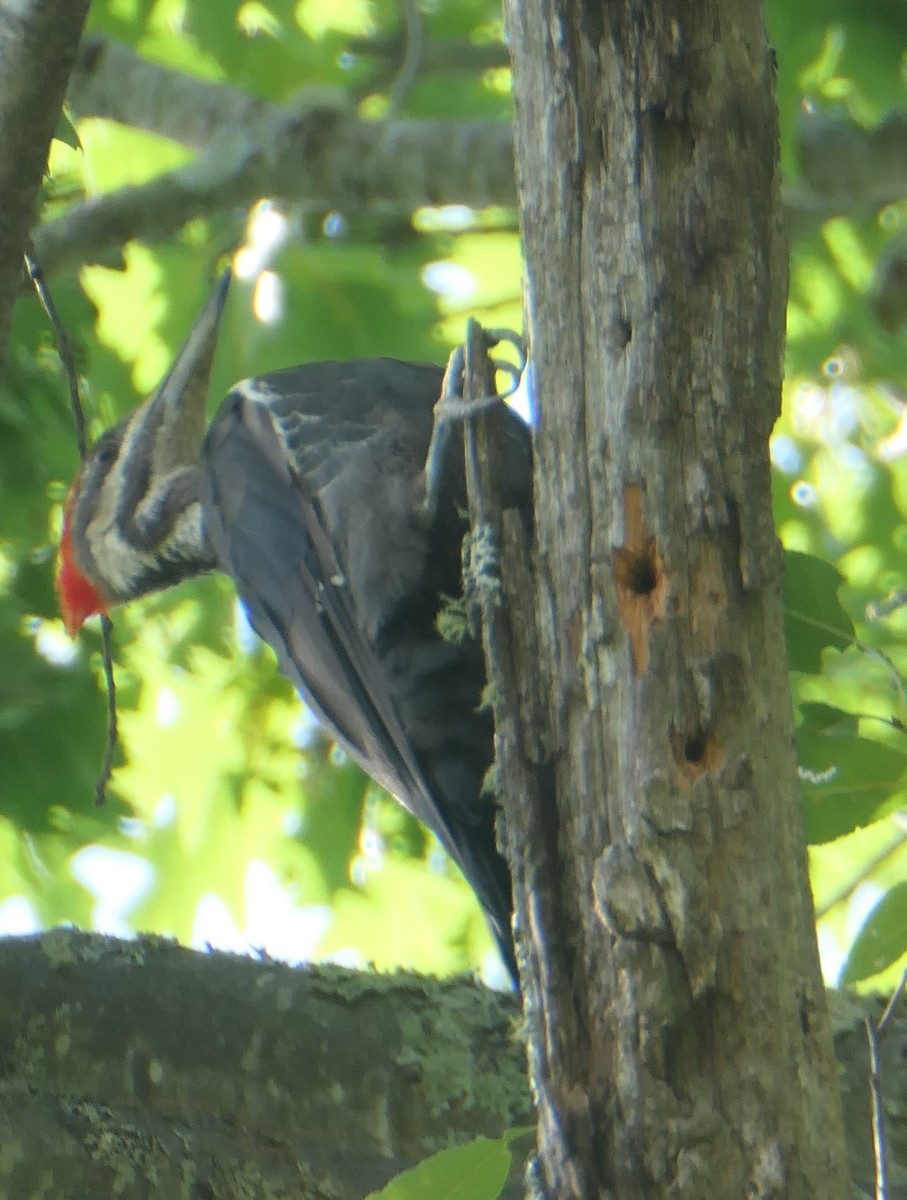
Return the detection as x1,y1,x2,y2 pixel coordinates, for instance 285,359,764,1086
0,0,907,1193
0,0,92,367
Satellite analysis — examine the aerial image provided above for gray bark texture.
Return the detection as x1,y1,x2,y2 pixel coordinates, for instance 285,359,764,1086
0,934,903,1199
0,0,90,372
0,932,531,1200
489,2,853,1197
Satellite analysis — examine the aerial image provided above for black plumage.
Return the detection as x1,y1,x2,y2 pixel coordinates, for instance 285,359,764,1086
200,361,531,978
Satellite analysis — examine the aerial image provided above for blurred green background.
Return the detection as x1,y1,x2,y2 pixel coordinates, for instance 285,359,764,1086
1,0,906,990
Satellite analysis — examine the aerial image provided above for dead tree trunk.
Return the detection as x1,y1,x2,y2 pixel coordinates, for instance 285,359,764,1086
493,3,852,1196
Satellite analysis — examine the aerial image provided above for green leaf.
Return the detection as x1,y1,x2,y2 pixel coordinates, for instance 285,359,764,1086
53,106,81,151
783,550,853,674
364,1136,514,1200
797,703,907,842
503,1125,535,1144
840,882,907,985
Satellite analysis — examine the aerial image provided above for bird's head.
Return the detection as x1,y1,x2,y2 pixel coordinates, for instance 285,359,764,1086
57,270,232,635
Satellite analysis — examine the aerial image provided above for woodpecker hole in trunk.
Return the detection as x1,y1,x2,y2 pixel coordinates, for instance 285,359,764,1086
612,484,667,675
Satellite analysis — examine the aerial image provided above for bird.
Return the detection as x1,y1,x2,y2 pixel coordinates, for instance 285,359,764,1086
56,270,532,982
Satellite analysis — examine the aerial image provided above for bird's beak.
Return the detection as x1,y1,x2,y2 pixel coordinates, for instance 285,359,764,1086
147,266,232,472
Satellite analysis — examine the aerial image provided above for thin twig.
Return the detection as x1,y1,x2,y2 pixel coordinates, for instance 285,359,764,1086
865,970,907,1200
386,0,423,114
866,588,907,621
25,252,119,805
24,251,87,456
877,968,907,1035
95,615,120,806
865,1015,888,1200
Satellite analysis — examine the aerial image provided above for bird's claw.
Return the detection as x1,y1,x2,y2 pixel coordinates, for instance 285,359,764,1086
481,326,527,393
421,328,526,522
436,328,525,419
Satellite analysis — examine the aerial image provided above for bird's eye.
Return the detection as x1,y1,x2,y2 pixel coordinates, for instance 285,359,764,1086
94,440,116,467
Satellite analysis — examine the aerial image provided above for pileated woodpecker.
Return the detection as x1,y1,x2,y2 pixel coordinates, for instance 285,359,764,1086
57,272,531,981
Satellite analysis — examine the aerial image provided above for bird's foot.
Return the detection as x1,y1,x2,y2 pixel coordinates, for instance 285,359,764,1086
437,327,525,418
421,326,525,522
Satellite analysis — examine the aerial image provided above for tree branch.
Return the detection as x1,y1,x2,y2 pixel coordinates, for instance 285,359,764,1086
346,33,511,75
0,933,902,1197
37,91,515,275
795,104,907,215
52,37,907,282
67,34,511,146
67,35,271,151
0,931,529,1198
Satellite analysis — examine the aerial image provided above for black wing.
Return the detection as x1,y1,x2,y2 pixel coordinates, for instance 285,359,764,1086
200,366,527,977
201,391,430,810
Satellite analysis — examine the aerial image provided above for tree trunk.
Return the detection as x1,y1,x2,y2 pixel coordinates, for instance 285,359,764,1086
0,0,91,371
498,2,852,1196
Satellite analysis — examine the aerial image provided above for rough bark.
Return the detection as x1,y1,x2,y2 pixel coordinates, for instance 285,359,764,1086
0,931,531,1199
0,0,90,371
496,2,852,1197
0,933,904,1199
